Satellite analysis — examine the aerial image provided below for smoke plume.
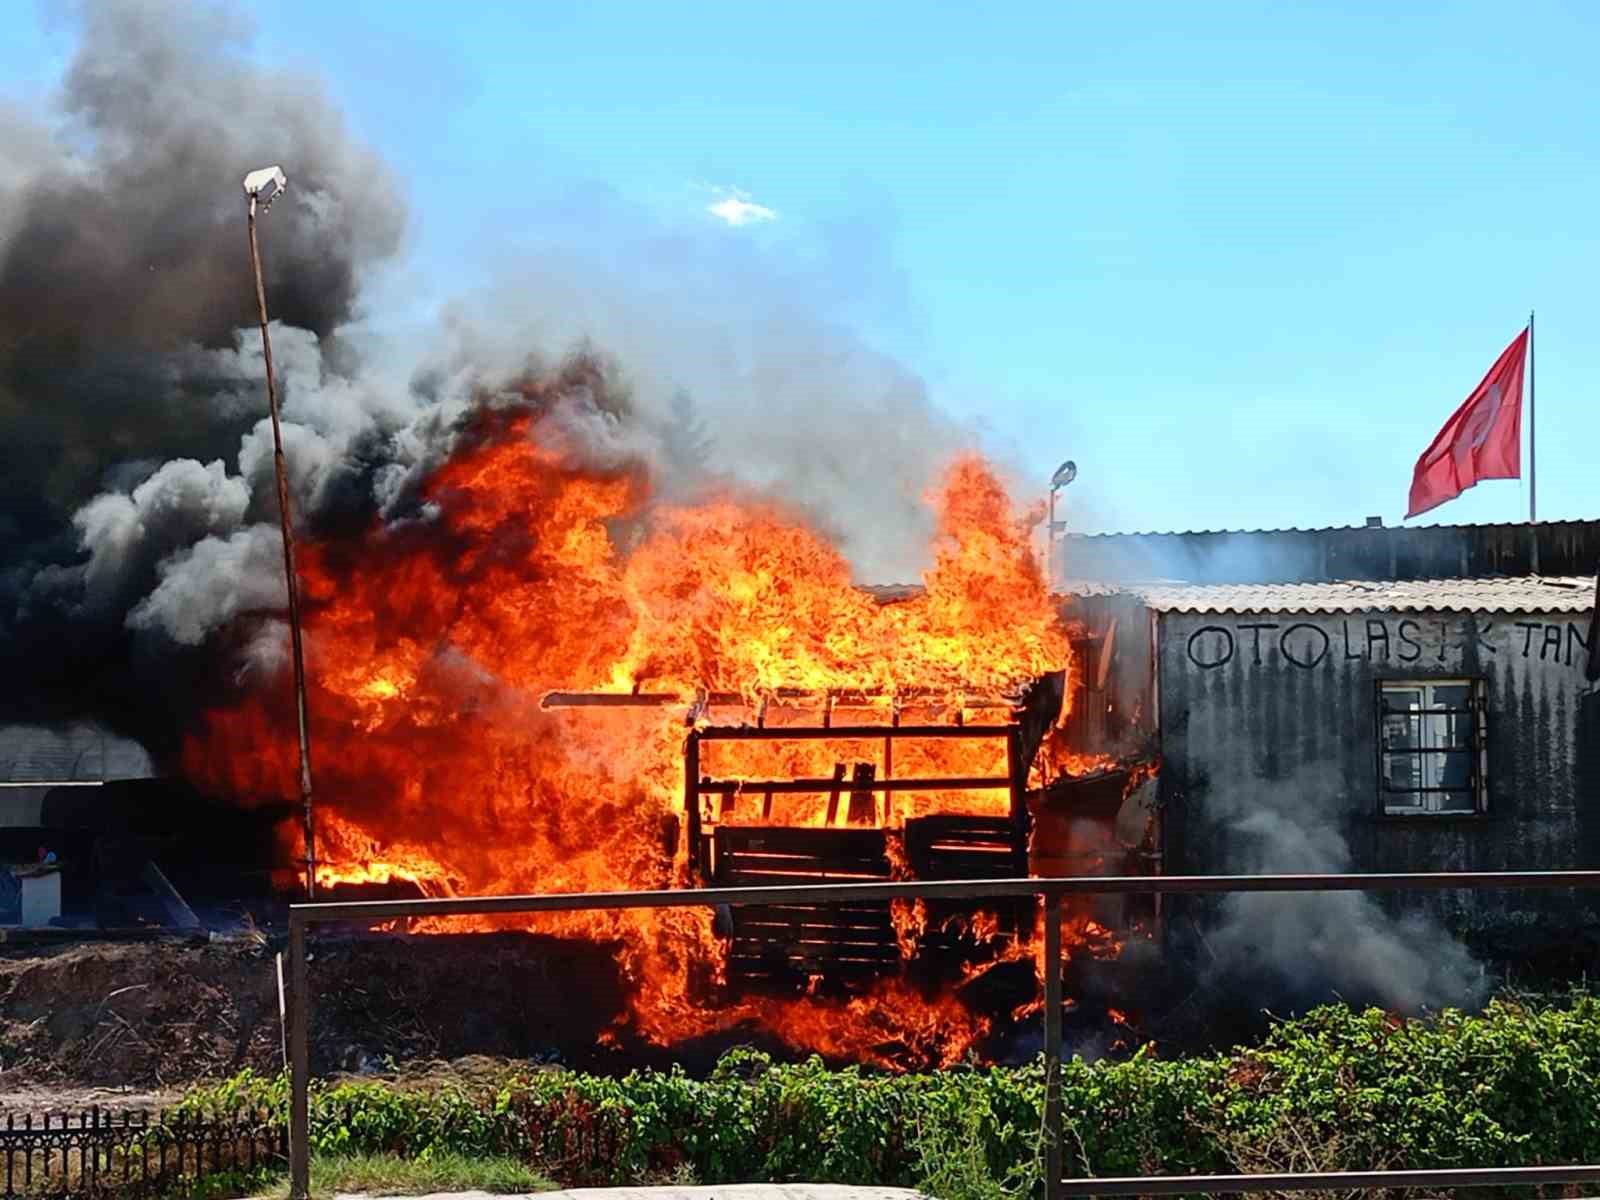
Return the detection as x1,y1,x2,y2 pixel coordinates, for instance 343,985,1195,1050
1197,764,1484,1012
0,0,405,550
2,0,978,766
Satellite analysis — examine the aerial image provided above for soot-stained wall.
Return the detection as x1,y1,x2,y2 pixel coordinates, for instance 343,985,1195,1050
1158,608,1600,942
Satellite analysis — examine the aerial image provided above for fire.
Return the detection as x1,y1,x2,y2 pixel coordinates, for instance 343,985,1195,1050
182,392,1096,1066
1045,751,1118,780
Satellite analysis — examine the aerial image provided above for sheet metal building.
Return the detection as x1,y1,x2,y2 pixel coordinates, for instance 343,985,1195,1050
1057,519,1600,948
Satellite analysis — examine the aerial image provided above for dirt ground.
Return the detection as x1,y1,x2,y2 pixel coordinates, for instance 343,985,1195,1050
0,931,633,1103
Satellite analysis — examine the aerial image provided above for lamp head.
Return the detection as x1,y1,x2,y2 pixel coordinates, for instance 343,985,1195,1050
242,166,288,211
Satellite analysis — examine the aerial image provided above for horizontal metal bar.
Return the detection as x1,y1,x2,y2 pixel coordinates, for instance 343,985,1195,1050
0,780,103,788
288,869,1600,925
699,775,1011,794
541,691,686,708
697,724,1014,741
542,690,1015,710
1058,1162,1600,1196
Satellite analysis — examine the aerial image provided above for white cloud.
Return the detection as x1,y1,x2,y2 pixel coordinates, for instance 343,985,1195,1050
706,187,777,227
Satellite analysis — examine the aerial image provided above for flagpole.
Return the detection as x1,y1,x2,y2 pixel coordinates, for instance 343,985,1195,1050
1529,309,1536,524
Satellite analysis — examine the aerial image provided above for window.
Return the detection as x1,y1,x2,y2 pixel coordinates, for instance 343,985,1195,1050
1377,679,1487,816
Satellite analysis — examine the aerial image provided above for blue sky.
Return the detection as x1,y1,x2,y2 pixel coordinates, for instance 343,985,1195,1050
7,1,1598,535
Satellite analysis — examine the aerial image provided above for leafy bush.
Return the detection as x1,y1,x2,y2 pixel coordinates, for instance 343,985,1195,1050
181,992,1600,1196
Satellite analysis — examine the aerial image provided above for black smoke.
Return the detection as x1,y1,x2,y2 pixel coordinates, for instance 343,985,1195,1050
1,1,980,773
0,0,403,753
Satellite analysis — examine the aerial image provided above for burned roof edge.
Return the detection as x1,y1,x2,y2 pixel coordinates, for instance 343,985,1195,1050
1059,576,1596,616
1062,517,1600,539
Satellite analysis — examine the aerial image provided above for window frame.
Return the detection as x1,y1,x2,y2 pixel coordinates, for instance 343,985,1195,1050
1373,676,1489,818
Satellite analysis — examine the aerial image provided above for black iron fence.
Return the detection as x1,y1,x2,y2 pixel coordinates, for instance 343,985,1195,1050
286,870,1600,1200
1,1108,283,1199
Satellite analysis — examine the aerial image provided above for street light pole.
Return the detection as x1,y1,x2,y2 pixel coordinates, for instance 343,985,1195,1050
1047,488,1058,584
1046,460,1076,588
243,166,316,901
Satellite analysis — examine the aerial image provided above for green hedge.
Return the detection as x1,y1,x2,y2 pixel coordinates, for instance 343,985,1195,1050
183,994,1600,1192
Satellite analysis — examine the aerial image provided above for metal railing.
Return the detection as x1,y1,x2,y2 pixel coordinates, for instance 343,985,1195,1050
286,869,1600,1200
2,1107,283,1198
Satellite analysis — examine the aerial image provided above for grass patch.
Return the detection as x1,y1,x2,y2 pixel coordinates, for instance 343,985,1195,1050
251,1153,555,1199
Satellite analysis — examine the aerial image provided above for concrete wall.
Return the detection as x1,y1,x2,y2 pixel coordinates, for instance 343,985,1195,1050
1157,608,1600,941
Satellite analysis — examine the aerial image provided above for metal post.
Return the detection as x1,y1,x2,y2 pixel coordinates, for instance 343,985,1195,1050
1585,566,1600,683
1046,487,1057,586
1528,310,1540,575
246,193,317,899
287,915,309,1200
1528,309,1537,525
1007,728,1030,875
684,732,702,875
1043,890,1064,1200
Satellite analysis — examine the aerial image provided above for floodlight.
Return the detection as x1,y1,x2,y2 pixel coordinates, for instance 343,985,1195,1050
242,166,288,210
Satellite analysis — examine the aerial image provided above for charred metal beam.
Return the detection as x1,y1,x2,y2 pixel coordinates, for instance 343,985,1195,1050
697,775,1011,795
696,724,1014,741
540,689,1016,711
542,692,685,708
847,763,878,825
683,733,702,873
1014,670,1066,772
824,763,847,826
140,860,201,930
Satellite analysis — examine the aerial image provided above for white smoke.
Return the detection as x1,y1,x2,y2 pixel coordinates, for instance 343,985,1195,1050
128,525,287,647
1201,764,1484,1011
73,458,251,612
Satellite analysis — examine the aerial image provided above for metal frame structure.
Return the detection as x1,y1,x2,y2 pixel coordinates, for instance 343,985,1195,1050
287,868,1600,1200
684,722,1027,873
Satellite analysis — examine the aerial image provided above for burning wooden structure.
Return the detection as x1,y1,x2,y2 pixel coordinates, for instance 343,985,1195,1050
543,674,1070,997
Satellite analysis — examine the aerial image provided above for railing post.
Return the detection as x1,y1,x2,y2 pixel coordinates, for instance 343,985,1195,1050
288,913,310,1200
1043,888,1063,1200
684,731,702,875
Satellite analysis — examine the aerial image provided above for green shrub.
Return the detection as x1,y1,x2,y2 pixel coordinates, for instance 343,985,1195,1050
179,990,1600,1196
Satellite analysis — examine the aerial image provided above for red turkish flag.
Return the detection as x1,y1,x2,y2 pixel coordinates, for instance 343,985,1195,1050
1407,328,1528,518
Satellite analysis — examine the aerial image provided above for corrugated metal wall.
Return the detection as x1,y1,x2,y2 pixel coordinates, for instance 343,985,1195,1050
1066,520,1600,584
0,723,155,828
1057,593,1158,760
0,723,153,782
1158,608,1600,939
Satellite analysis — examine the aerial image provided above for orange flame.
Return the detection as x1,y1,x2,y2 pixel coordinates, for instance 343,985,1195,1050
183,402,1094,1065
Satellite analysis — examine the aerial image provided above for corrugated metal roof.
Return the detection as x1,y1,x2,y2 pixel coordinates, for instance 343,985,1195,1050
1063,518,1600,538
1055,520,1600,587
0,724,155,783
1057,576,1596,614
